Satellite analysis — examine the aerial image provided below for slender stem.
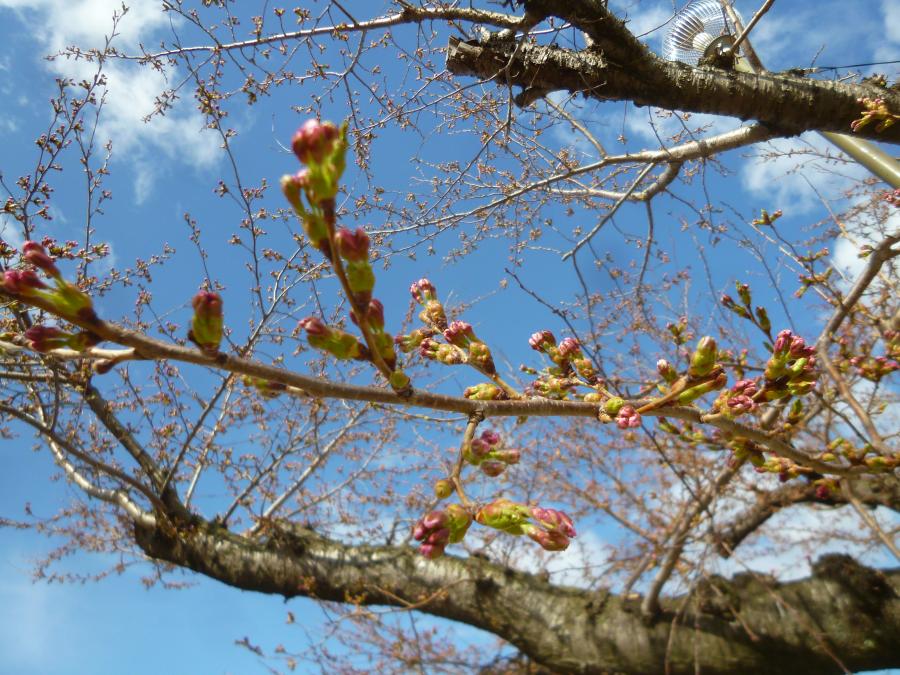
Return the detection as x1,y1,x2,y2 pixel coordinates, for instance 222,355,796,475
452,411,484,507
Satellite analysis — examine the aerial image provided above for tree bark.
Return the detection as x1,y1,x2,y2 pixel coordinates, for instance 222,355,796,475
445,36,900,145
136,517,900,674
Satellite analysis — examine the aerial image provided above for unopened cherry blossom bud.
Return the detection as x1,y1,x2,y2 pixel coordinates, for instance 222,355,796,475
494,448,520,464
557,337,581,358
755,306,771,332
736,282,751,307
571,357,596,382
616,405,641,429
335,227,370,263
727,394,756,414
463,382,505,400
24,325,71,352
475,498,531,534
731,379,758,397
603,397,625,416
434,479,453,500
2,269,47,295
395,328,432,353
389,369,410,392
291,118,341,166
467,341,496,374
412,503,471,558
531,507,576,539
419,338,465,365
657,359,677,384
480,460,506,477
688,336,717,378
22,241,60,278
280,171,306,212
410,278,437,304
189,290,223,353
298,316,367,360
443,321,477,348
529,329,556,352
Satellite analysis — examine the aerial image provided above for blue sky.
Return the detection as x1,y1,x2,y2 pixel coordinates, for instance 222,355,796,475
1,0,899,673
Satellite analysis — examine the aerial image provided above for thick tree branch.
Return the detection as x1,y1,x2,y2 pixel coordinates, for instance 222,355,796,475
714,476,900,557
135,516,900,675
446,37,900,144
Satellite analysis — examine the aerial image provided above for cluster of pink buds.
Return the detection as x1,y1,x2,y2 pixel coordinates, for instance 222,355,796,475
475,499,577,552
444,321,496,374
395,328,433,354
24,325,98,353
763,329,817,398
298,316,368,360
188,290,223,353
884,188,900,207
412,503,472,559
464,429,521,477
410,278,448,331
527,507,577,552
849,355,899,382
418,337,465,365
717,378,759,415
285,118,348,203
527,331,597,395
615,404,641,429
0,241,96,324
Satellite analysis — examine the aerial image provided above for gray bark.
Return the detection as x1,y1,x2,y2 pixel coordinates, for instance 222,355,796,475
445,5,900,145
136,516,900,674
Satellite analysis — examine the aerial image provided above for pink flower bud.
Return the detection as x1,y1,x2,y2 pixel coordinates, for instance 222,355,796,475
480,430,501,446
530,507,576,539
528,330,556,352
443,320,476,348
410,278,437,304
24,325,70,352
480,460,506,477
616,405,641,429
291,119,340,165
557,337,581,358
189,291,224,353
335,227,370,263
22,241,60,278
731,379,758,397
2,269,47,295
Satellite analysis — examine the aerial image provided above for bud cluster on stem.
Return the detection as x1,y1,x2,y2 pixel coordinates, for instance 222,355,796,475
0,241,97,325
280,119,409,393
463,429,520,477
475,499,577,552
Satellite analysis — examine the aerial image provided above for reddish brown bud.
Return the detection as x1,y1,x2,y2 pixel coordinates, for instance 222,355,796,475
291,119,340,165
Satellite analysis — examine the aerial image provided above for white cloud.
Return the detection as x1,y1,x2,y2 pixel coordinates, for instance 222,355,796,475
882,0,900,45
714,502,899,581
0,0,219,201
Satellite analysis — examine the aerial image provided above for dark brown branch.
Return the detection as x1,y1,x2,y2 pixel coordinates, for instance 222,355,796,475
714,476,900,557
446,37,900,144
135,515,900,675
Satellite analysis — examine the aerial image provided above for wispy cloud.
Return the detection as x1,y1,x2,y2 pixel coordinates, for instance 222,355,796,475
0,0,219,201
